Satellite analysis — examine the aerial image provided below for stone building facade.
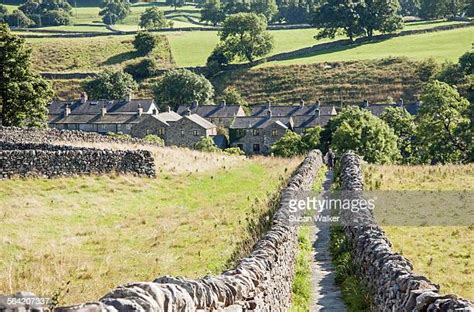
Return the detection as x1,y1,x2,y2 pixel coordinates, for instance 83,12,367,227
166,113,217,148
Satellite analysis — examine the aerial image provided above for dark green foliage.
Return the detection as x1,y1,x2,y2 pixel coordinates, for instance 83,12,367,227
139,7,172,30
329,107,400,164
311,0,403,41
459,51,474,75
124,59,158,81
416,57,441,82
153,69,215,111
201,0,226,26
143,134,165,146
417,80,470,164
99,0,131,25
301,126,322,150
217,86,248,106
0,24,53,127
218,13,274,62
5,9,35,27
82,70,138,100
133,32,158,55
250,0,278,21
206,44,231,75
381,107,417,163
17,0,72,27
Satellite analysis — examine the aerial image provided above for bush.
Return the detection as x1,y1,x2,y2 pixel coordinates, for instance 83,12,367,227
195,136,220,152
223,147,245,155
206,44,230,75
139,7,172,30
143,134,165,146
82,70,138,100
271,131,305,157
124,58,158,80
42,9,72,26
133,32,157,55
416,57,440,82
459,51,474,75
6,10,35,27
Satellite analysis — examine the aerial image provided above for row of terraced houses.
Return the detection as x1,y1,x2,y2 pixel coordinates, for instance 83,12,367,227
48,92,419,154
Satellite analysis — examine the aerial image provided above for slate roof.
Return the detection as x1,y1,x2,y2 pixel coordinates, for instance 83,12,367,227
292,115,332,129
176,104,243,118
230,117,293,129
49,99,156,115
251,105,337,117
185,114,216,129
358,103,419,117
49,114,144,124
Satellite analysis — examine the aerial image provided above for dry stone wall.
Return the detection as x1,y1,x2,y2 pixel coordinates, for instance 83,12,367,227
0,126,160,146
339,152,474,311
45,150,323,312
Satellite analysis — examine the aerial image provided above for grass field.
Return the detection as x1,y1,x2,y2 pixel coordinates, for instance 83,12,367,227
363,165,474,299
265,26,473,66
26,34,174,73
0,148,300,305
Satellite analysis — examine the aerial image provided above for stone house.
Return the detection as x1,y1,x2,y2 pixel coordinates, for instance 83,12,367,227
358,100,420,117
130,110,182,139
48,92,158,134
166,111,217,148
250,101,338,118
229,113,294,154
176,101,246,127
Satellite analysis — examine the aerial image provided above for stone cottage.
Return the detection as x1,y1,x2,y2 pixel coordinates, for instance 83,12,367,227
48,92,158,134
176,101,246,127
130,109,182,139
229,109,294,154
166,110,217,148
250,101,338,117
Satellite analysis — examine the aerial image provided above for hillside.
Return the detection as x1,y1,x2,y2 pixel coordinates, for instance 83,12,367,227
213,58,423,105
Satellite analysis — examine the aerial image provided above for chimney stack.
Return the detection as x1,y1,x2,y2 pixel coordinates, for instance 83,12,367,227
267,108,272,118
80,92,88,104
220,99,226,107
316,99,321,109
300,99,305,107
399,98,404,107
101,105,107,117
152,108,158,115
363,99,369,108
167,106,172,113
192,100,199,109
125,92,133,102
266,100,271,109
64,104,71,117
137,103,143,116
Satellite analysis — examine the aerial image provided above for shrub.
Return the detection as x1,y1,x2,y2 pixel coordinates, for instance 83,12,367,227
133,32,157,55
42,9,72,26
271,131,305,157
143,134,165,146
195,136,220,152
223,147,245,155
124,58,158,80
139,7,172,30
82,70,138,100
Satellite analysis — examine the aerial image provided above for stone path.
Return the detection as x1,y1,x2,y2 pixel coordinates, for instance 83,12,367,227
310,170,347,312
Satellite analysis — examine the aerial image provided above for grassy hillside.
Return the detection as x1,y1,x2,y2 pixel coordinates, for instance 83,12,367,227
0,150,301,305
265,26,473,66
213,58,423,105
363,165,474,299
27,35,174,73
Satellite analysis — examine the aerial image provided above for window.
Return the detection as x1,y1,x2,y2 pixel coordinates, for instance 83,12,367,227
193,130,199,136
253,144,260,152
252,129,260,136
158,128,165,135
181,130,185,137
272,129,278,137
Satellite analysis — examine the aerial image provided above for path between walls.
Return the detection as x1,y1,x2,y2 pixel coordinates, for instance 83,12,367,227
310,171,347,312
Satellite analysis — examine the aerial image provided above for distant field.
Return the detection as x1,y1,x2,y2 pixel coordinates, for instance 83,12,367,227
363,165,474,299
26,34,174,73
0,149,301,305
265,26,473,66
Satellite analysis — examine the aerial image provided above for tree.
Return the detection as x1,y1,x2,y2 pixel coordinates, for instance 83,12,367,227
6,9,35,27
42,9,72,26
82,70,138,100
201,0,226,26
206,44,231,75
133,32,157,55
381,106,417,163
124,58,158,80
417,80,470,163
218,13,274,62
329,107,400,164
251,0,279,22
399,0,420,15
311,0,365,42
0,5,8,23
99,0,131,25
418,0,448,18
195,136,220,152
271,131,305,157
18,0,72,27
153,69,215,110
416,57,441,82
301,126,322,150
217,86,248,106
360,0,403,39
459,51,474,75
139,7,172,30
0,24,53,127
